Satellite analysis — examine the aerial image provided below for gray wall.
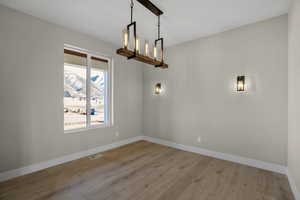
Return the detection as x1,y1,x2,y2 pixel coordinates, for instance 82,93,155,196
288,0,300,194
0,5,143,172
143,15,288,165
0,4,289,174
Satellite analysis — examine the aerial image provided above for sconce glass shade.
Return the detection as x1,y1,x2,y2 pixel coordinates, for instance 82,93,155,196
155,83,162,94
237,76,245,91
122,28,129,49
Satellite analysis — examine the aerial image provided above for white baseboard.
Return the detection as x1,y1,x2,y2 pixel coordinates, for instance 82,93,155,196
142,136,300,199
141,136,287,174
0,136,143,183
287,170,300,200
1,135,298,200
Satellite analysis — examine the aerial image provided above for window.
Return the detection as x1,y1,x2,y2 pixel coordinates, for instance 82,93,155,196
64,46,112,132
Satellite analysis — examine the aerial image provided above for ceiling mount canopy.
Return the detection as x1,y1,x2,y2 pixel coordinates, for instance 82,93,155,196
116,0,168,69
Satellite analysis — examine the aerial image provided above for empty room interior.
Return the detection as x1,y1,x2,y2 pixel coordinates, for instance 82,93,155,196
0,0,300,199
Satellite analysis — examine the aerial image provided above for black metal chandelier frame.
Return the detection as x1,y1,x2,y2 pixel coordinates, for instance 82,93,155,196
126,0,165,67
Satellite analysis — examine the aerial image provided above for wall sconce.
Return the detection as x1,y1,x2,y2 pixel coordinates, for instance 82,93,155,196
237,76,245,92
155,83,162,95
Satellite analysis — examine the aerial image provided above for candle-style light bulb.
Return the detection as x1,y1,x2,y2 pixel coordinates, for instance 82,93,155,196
144,40,149,56
237,81,244,91
122,28,128,49
135,37,140,54
153,46,157,60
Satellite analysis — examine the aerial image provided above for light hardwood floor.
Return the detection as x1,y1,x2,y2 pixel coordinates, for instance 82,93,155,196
0,141,294,200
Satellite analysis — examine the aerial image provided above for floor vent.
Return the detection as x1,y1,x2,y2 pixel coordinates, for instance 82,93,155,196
89,154,103,160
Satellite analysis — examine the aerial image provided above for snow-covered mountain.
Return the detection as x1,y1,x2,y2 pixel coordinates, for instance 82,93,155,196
64,69,105,99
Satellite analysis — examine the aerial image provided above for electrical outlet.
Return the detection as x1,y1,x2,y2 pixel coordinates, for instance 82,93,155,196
197,136,201,143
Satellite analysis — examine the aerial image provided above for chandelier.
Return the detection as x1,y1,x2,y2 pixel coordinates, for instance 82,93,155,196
116,0,168,69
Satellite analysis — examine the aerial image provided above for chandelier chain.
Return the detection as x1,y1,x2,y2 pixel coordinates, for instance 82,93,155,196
130,0,134,23
158,15,160,39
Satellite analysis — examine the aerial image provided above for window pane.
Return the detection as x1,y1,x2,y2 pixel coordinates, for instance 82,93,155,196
90,68,106,126
64,64,87,130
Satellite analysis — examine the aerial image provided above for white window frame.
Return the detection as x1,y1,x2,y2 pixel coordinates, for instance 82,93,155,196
64,44,114,133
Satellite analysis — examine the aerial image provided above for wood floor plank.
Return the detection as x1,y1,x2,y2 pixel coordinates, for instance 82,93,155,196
0,141,295,200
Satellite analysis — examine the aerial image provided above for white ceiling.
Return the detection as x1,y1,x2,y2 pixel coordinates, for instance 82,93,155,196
0,0,290,47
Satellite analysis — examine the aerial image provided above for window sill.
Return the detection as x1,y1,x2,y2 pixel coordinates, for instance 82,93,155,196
64,124,112,134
